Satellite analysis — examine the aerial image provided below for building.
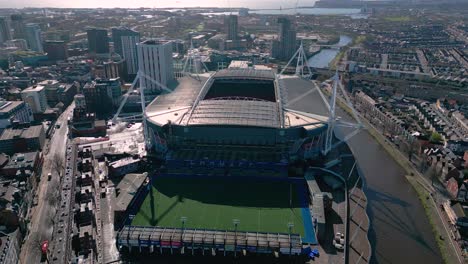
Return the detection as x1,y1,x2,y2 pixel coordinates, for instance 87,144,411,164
0,125,45,154
121,34,140,77
10,15,25,40
145,67,328,172
271,18,297,61
0,100,33,130
20,85,48,113
137,40,174,94
43,40,68,61
113,173,147,227
224,15,238,41
111,27,139,57
0,17,12,44
57,83,79,106
25,23,43,53
86,28,109,54
69,94,106,138
0,230,21,264
1,151,41,178
4,39,27,50
38,80,60,106
83,78,122,117
108,157,141,177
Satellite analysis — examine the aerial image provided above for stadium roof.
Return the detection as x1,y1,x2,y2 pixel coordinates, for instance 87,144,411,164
146,71,330,130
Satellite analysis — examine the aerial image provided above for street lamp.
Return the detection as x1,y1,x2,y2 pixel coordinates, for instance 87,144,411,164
233,219,240,257
288,222,294,256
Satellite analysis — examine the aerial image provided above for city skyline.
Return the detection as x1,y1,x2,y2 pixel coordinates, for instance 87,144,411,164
0,0,317,9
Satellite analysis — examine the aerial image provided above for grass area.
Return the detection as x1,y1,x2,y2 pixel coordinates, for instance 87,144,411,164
132,177,306,235
406,177,451,264
384,16,412,22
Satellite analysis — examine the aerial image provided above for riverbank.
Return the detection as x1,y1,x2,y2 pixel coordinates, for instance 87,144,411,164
332,90,458,264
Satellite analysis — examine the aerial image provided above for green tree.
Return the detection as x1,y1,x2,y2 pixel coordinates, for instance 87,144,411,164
429,132,443,143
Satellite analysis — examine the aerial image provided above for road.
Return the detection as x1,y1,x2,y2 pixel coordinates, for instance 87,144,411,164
20,103,75,264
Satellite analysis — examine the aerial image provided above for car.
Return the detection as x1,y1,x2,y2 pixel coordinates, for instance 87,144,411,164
47,173,52,181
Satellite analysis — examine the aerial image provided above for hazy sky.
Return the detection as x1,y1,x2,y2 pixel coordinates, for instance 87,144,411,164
1,0,316,9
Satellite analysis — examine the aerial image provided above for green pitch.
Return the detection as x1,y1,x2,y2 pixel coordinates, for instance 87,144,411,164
132,177,306,236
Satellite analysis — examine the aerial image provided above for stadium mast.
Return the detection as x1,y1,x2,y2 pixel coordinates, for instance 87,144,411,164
279,41,312,79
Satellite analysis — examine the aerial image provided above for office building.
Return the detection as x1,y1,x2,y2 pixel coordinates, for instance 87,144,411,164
0,125,45,154
137,40,174,94
112,27,139,57
20,85,48,113
271,18,297,61
224,15,238,41
25,23,43,53
43,40,68,61
10,14,25,40
86,28,109,54
0,100,33,130
0,17,12,44
121,34,140,76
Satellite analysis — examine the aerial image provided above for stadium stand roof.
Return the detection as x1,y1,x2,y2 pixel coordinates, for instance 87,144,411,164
146,70,330,130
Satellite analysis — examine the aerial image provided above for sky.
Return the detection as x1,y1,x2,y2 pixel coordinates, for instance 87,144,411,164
0,0,317,9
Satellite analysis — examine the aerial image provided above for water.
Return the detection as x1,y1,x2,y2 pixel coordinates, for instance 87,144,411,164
335,109,442,264
307,35,352,69
199,8,361,16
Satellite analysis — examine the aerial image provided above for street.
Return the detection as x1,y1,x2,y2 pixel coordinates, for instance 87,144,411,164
19,103,75,264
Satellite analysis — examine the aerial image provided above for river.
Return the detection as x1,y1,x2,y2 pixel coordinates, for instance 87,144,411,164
334,108,442,264
307,35,352,69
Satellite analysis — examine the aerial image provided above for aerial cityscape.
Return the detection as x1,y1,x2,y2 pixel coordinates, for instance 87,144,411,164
0,0,466,264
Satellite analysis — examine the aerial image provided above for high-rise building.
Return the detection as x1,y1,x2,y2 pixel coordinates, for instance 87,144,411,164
0,17,12,44
137,40,174,94
10,14,26,40
43,40,68,61
25,23,43,53
121,34,140,76
20,85,48,113
271,17,297,61
86,28,109,54
112,27,139,57
224,15,238,41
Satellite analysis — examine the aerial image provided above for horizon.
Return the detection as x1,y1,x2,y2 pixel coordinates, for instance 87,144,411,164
0,0,318,9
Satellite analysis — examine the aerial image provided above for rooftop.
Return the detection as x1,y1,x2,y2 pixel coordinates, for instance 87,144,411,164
146,71,329,130
0,125,43,140
114,173,147,212
0,101,24,114
21,85,45,93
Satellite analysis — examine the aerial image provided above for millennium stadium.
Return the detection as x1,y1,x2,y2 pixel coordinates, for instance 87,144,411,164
115,61,359,260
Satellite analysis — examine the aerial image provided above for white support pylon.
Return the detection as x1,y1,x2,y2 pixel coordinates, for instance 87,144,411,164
182,40,209,80
279,41,312,78
323,72,338,155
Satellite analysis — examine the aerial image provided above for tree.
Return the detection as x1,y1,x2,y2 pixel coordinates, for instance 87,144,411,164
429,132,443,144
51,153,65,177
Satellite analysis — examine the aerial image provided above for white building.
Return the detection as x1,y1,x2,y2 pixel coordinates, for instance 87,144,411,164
122,35,140,75
0,100,33,130
20,85,48,113
136,40,173,94
25,23,43,53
